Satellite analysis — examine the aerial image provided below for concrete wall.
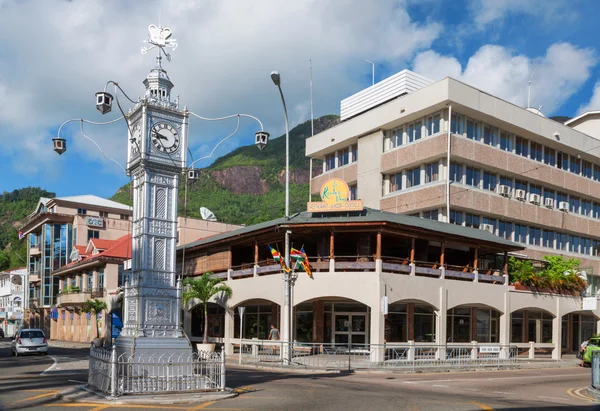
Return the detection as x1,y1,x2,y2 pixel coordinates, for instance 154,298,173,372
358,131,384,209
177,218,242,246
569,114,600,140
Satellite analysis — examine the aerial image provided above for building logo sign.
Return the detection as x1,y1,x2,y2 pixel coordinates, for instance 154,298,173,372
307,178,363,212
87,217,104,228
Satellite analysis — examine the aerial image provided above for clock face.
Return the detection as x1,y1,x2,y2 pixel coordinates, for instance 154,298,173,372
151,122,180,154
130,123,142,154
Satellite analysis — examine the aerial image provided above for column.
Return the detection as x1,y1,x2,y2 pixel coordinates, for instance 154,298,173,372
407,303,415,341
92,269,99,292
65,310,71,341
56,310,63,340
503,252,509,287
59,277,64,291
436,286,447,359
329,231,335,272
499,291,511,358
370,284,385,362
224,309,234,355
82,273,88,292
473,247,479,280
409,238,416,276
312,301,324,344
552,299,562,360
73,311,80,342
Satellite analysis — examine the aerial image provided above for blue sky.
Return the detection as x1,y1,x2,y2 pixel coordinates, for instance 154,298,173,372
1,0,599,199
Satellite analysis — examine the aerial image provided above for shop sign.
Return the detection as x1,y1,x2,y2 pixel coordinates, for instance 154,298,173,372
583,297,598,311
87,217,104,228
480,346,501,353
381,296,388,315
307,178,363,212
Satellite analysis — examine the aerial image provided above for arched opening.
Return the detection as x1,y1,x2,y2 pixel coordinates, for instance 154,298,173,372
561,311,598,352
190,302,226,340
385,300,437,343
233,299,280,340
294,297,370,346
510,309,554,344
448,304,502,343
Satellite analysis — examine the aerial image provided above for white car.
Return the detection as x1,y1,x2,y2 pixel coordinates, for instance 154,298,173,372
11,329,48,356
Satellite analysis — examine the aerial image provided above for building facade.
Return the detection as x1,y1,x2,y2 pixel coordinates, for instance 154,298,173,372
179,207,600,359
305,72,600,281
0,267,26,337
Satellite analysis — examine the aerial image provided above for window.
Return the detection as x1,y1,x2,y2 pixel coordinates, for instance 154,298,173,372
583,160,592,179
570,156,581,175
582,200,592,217
120,214,129,220
87,230,99,242
414,121,422,141
514,179,527,192
569,196,580,214
515,136,528,158
544,189,555,207
325,153,335,171
426,113,441,136
449,210,464,225
500,175,513,189
557,233,568,251
424,162,439,183
483,171,497,192
556,192,568,205
594,165,600,182
529,184,542,196
498,221,512,240
465,213,480,229
544,147,556,166
339,147,350,166
543,230,555,248
483,125,498,146
406,167,421,188
594,203,600,219
499,131,512,151
351,144,358,162
450,162,464,183
77,208,87,215
466,119,480,140
390,173,402,192
389,127,403,149
569,235,580,253
530,142,543,162
422,210,439,220
514,224,527,244
465,166,480,187
558,151,569,170
451,114,464,135
582,238,591,255
99,211,109,218
349,184,357,200
528,227,541,246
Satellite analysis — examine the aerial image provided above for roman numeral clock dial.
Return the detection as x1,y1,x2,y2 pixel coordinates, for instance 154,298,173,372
151,122,180,154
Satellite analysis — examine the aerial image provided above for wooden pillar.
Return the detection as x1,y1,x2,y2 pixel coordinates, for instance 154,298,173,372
254,240,259,265
473,247,479,271
376,232,382,260
410,238,415,263
329,231,335,260
523,311,529,343
440,243,445,266
503,252,508,275
407,303,415,341
228,246,233,269
313,300,324,343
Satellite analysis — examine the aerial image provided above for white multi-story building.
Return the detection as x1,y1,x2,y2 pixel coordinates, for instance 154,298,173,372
0,267,26,337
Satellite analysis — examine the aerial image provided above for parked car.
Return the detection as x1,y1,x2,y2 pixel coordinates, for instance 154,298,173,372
583,337,600,365
11,329,48,357
0,328,4,339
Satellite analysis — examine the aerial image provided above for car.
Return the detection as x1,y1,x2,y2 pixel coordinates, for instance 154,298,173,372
0,328,4,339
11,329,48,357
583,337,600,366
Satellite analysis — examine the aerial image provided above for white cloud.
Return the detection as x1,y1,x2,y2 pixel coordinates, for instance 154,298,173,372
578,81,600,114
413,43,596,114
469,0,577,30
0,0,441,181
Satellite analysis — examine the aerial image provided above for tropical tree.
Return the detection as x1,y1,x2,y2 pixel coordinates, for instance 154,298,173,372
82,298,108,339
183,273,233,344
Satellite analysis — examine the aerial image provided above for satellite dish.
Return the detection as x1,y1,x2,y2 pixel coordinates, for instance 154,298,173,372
526,107,545,117
200,207,217,222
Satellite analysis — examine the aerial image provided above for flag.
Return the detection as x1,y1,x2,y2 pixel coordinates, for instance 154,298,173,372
268,245,290,273
18,230,25,240
291,246,313,279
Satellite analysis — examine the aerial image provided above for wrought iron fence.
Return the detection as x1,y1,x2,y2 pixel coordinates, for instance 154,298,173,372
88,345,226,397
234,340,518,371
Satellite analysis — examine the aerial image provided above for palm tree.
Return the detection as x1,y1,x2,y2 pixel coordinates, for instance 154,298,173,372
183,273,232,344
82,298,107,340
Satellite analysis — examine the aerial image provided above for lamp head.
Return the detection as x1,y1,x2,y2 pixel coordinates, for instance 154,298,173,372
270,71,281,86
255,131,269,151
95,91,113,115
52,137,67,155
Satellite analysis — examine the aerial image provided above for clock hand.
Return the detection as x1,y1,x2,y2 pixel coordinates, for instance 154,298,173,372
152,130,169,141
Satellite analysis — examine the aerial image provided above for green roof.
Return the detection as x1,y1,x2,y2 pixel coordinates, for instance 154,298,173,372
179,208,523,252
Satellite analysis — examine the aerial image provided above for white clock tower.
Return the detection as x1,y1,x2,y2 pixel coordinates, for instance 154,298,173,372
116,26,192,357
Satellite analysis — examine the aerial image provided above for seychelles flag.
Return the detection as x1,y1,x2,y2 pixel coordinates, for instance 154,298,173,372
18,230,25,240
268,245,290,273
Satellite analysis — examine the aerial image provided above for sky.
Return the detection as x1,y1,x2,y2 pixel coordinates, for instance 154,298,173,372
1,0,600,199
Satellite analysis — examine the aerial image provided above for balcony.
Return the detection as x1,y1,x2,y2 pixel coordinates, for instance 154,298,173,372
29,272,40,282
29,245,41,256
57,290,91,306
91,288,105,299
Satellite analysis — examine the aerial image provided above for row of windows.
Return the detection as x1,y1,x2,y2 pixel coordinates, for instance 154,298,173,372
385,111,443,150
324,144,358,172
387,162,440,193
75,208,130,220
451,112,600,182
448,209,600,257
450,162,600,218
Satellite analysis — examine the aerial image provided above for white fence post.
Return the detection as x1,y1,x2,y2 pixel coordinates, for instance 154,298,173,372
408,340,415,362
529,341,535,359
110,345,118,397
471,341,478,360
220,351,226,390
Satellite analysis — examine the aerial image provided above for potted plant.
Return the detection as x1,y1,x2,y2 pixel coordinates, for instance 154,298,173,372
183,273,232,354
82,298,107,348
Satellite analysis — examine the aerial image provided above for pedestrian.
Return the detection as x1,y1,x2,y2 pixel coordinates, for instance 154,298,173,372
268,324,280,340
580,338,590,367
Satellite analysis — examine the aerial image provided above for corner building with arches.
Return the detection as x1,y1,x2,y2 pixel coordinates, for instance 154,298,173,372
178,207,600,359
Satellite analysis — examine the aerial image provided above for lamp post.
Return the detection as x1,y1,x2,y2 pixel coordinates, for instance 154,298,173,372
271,71,294,363
366,60,375,86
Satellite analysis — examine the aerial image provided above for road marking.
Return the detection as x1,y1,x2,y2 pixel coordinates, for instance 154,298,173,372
463,388,479,391
401,373,585,384
492,391,512,395
567,387,600,402
68,379,87,384
472,402,495,410
88,406,110,411
12,390,60,404
186,402,216,411
40,356,58,375
45,404,187,409
432,384,449,388
403,379,452,384
537,396,570,401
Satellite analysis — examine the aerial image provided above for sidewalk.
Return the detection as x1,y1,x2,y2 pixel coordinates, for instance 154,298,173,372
49,340,93,349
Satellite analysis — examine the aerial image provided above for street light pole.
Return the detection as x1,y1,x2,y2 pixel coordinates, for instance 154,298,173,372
271,71,293,363
366,60,375,86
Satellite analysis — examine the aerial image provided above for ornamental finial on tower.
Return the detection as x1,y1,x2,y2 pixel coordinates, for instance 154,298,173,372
141,24,178,62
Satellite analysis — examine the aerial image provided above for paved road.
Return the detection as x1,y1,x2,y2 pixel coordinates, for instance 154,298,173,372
0,339,598,410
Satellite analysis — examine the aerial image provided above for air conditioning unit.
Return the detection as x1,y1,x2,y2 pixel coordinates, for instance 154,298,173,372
515,189,526,201
558,201,569,212
544,198,554,208
498,185,511,197
529,193,541,205
479,223,494,233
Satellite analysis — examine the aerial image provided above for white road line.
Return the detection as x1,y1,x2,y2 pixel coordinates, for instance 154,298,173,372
432,384,449,388
403,379,453,384
401,373,585,384
40,356,58,375
68,379,86,384
463,388,479,391
493,391,513,395
538,396,570,401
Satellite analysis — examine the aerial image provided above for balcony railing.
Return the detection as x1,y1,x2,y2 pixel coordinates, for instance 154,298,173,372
57,291,91,306
91,288,105,298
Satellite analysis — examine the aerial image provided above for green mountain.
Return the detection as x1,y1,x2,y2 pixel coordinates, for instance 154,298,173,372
111,115,340,225
0,187,56,270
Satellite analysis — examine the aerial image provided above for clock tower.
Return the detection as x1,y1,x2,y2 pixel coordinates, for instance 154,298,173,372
116,28,192,357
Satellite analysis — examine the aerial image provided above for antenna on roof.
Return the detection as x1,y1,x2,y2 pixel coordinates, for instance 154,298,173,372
527,67,537,109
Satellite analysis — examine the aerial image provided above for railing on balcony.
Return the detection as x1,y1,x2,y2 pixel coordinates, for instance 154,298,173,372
91,288,105,298
57,290,91,306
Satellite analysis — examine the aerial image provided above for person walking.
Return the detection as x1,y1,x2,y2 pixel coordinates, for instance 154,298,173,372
580,338,590,367
268,324,280,340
